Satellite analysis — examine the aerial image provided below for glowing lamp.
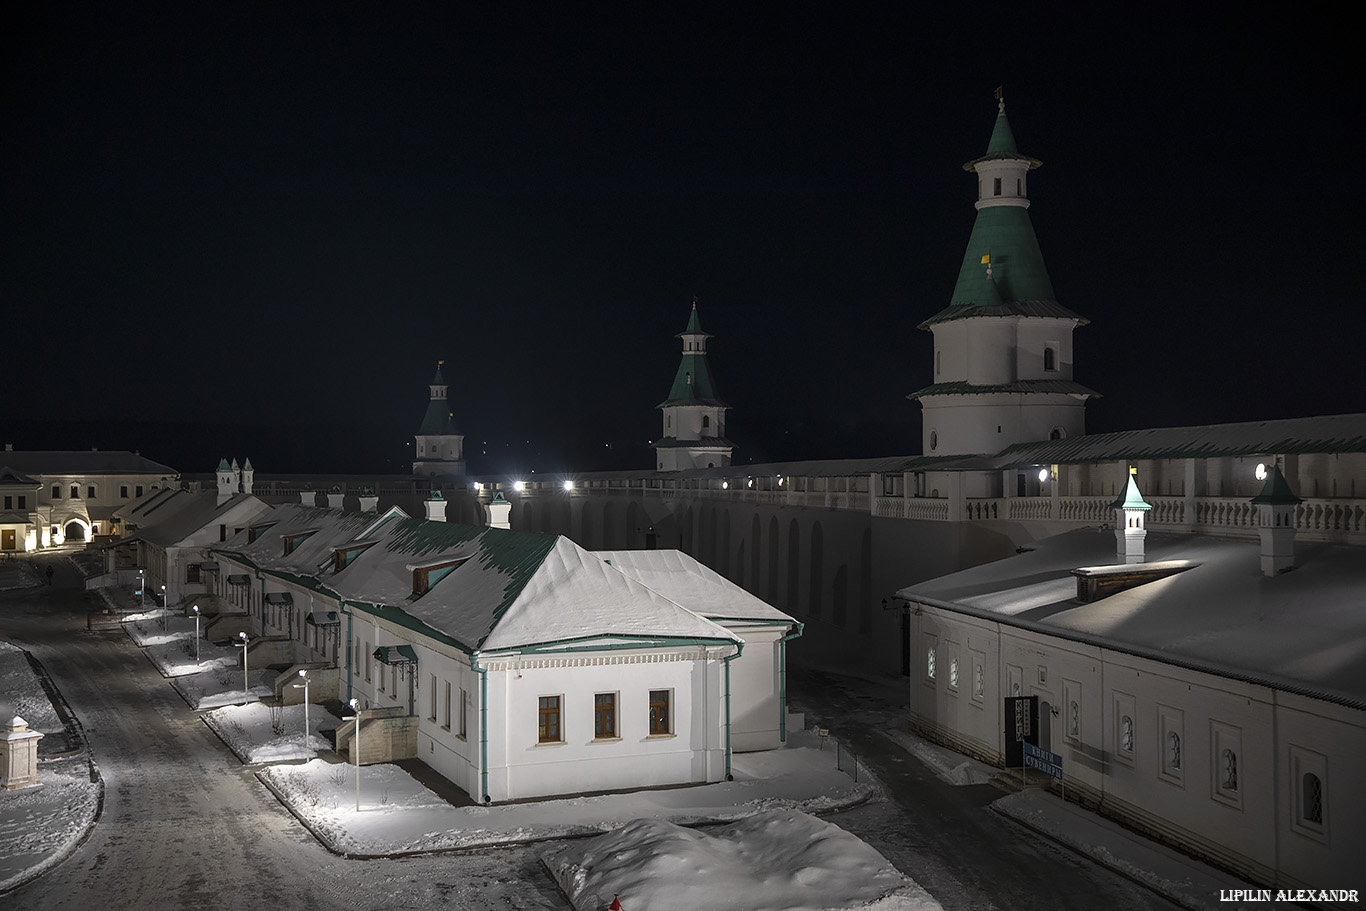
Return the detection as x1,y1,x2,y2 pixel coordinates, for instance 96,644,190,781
1255,463,1268,481
513,481,526,492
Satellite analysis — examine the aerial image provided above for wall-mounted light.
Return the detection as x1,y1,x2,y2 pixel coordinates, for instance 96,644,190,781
1037,468,1049,483
513,480,526,492
1255,463,1268,481
562,480,575,491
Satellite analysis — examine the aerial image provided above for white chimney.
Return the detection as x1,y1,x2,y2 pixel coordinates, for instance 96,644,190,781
1111,468,1151,564
300,489,316,506
425,490,447,522
487,490,511,530
1251,462,1301,576
327,488,345,510
358,488,379,513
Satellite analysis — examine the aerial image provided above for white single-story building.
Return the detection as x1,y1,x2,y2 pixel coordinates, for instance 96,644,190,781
209,502,800,804
898,473,1364,893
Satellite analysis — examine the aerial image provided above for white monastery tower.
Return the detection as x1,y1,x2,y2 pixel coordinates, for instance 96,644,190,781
412,361,465,478
910,94,1096,456
654,301,733,471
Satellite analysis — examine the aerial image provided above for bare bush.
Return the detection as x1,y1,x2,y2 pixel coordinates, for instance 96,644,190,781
270,705,286,737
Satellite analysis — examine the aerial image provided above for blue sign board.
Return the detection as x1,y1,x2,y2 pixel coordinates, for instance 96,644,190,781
1023,742,1063,779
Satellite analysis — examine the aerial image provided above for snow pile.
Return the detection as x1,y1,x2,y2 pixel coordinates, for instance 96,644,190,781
171,665,273,710
883,730,996,787
203,702,332,763
259,734,873,855
542,809,942,911
0,642,61,737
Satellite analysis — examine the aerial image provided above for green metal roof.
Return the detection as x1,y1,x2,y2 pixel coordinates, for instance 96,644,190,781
678,303,711,338
962,109,1042,170
417,398,458,435
217,458,231,471
659,354,728,408
908,379,1098,400
920,205,1084,328
1250,464,1303,505
1108,474,1152,511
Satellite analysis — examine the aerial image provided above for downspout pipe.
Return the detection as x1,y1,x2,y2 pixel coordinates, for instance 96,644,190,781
776,622,805,742
339,600,354,704
470,652,491,804
723,640,743,781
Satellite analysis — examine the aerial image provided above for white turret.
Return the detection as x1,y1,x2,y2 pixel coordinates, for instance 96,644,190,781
425,489,447,523
241,458,254,495
216,459,236,506
1251,462,1302,576
654,301,733,471
1112,468,1151,564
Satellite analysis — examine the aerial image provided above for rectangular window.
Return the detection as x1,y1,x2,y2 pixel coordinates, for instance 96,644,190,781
1113,691,1136,766
87,485,96,498
390,666,396,697
993,176,1002,196
594,693,617,739
538,695,561,743
649,689,671,735
459,687,468,738
136,485,144,497
428,675,437,721
2,496,10,509
378,660,386,692
442,681,451,730
970,648,986,704
364,641,372,682
17,496,25,509
120,485,129,498
71,485,79,499
53,485,61,498
185,564,201,584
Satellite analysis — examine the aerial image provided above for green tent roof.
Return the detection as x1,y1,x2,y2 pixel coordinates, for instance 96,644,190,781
1108,474,1152,511
659,354,728,407
1250,464,1302,505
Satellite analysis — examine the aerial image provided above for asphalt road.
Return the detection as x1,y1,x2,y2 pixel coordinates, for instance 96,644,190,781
1,552,1179,910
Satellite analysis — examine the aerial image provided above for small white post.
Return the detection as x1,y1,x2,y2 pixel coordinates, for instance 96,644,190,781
346,698,362,811
292,670,311,750
237,632,250,705
191,605,201,663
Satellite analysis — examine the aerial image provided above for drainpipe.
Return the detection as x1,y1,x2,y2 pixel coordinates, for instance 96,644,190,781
776,622,805,742
470,652,491,804
340,600,354,704
723,641,743,781
255,570,266,638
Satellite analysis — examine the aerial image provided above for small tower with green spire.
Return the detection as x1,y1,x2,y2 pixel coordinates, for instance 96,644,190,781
654,300,733,471
412,361,466,478
909,91,1096,456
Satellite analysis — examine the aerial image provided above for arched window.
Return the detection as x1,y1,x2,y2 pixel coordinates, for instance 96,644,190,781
929,430,938,451
702,415,710,430
1167,732,1182,770
1221,749,1238,791
1303,773,1323,824
1120,715,1134,753
1044,347,1056,371
1050,427,1064,440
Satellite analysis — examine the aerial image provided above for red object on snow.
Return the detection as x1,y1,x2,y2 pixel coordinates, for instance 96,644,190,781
608,896,622,910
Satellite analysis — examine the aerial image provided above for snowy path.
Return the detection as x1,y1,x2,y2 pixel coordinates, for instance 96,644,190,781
1,554,565,910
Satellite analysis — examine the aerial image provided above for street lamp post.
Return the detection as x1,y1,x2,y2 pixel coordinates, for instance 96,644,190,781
137,569,144,607
236,632,251,705
160,585,167,630
291,670,311,750
191,605,201,663
345,697,362,811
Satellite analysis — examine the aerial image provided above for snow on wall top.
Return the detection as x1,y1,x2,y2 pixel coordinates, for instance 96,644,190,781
899,527,1366,708
595,550,794,623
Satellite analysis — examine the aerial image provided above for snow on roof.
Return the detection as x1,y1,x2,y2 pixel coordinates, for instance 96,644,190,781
595,550,794,624
117,492,271,548
212,504,740,654
899,528,1366,708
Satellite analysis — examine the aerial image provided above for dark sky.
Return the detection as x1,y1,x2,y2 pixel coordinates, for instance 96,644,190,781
3,4,1362,475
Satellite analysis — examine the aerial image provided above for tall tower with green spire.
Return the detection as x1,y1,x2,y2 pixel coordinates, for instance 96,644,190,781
654,300,733,471
412,361,465,478
909,93,1096,456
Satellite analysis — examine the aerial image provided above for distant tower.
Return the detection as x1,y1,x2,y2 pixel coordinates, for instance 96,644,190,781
1112,467,1151,564
413,361,466,477
216,458,236,506
909,92,1096,456
654,300,733,471
241,458,254,495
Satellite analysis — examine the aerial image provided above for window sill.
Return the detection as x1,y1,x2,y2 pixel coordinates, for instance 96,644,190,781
646,733,676,740
535,740,566,747
591,736,622,744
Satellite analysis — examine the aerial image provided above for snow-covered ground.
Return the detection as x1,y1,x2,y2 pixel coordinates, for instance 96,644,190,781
256,727,874,855
883,729,997,787
202,702,333,763
0,642,101,893
542,809,943,911
121,609,241,679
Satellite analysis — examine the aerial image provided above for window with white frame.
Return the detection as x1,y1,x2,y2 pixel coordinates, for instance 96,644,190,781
1211,720,1243,807
1158,705,1184,785
1289,745,1328,840
649,689,672,735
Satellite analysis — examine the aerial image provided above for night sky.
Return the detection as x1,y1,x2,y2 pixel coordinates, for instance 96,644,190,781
3,5,1362,475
